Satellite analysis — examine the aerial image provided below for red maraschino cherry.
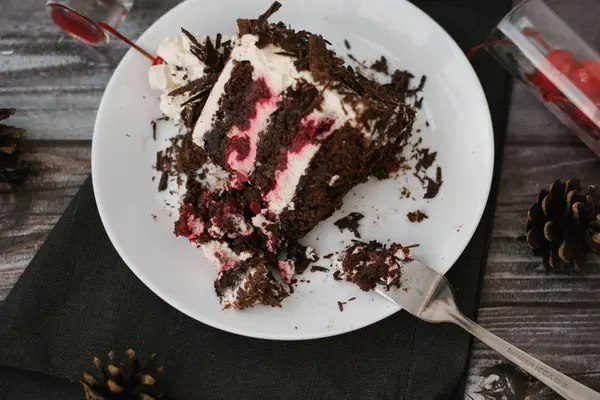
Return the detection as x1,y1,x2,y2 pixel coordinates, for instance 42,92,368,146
570,59,600,98
534,49,578,96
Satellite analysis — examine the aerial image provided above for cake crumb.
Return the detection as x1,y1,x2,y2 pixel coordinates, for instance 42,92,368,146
407,210,428,223
333,270,342,281
400,187,411,199
370,56,388,75
334,212,364,238
151,214,157,220
337,301,346,312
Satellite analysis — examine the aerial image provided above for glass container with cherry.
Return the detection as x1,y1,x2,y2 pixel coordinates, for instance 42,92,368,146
485,0,600,155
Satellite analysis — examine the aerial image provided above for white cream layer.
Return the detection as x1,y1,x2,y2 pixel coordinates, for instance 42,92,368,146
193,34,370,215
200,240,251,274
148,33,228,121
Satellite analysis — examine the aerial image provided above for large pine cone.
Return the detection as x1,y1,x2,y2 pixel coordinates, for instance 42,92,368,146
526,179,600,271
80,349,168,400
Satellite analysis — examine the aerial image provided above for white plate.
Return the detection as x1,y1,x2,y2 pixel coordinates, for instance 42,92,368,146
92,0,493,340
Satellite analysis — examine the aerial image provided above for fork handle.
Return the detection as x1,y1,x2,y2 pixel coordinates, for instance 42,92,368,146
449,309,600,400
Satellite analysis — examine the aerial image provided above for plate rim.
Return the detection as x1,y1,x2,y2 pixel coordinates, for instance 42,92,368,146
92,0,494,340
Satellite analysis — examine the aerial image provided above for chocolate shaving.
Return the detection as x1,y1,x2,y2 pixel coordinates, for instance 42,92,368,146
204,36,219,66
258,1,282,22
370,56,389,74
151,120,157,141
156,151,163,171
158,171,169,191
181,28,205,60
344,39,351,50
334,212,365,238
181,86,213,107
337,301,345,312
190,47,205,63
413,172,425,184
215,33,222,49
169,74,218,97
424,166,443,199
414,97,424,109
413,75,427,93
414,148,437,172
275,51,297,57
310,265,329,273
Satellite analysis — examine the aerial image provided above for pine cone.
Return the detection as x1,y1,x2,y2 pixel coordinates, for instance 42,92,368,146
0,108,26,184
526,179,600,271
80,349,168,400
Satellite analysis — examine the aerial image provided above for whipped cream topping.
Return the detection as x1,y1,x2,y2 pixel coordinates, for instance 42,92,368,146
148,33,227,121
200,240,251,274
251,213,279,253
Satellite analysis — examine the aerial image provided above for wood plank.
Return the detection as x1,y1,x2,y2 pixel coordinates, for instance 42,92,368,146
464,0,600,394
0,141,90,299
0,0,183,140
466,306,600,397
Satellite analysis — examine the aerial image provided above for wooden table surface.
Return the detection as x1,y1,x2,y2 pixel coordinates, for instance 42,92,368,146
1,0,600,398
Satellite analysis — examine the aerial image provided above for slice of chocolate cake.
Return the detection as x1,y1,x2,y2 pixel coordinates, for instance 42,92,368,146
151,2,417,310
333,241,416,292
193,4,415,243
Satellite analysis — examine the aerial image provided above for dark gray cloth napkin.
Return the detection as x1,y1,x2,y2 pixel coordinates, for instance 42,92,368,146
0,1,512,399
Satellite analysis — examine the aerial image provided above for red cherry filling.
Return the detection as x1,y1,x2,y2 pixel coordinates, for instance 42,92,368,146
533,49,577,96
570,60,600,98
250,202,262,214
152,56,165,65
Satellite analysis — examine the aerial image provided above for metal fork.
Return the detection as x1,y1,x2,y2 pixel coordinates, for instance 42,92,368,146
375,261,600,400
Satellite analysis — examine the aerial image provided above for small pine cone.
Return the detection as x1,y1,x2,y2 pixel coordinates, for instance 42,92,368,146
526,179,600,271
80,349,168,400
0,108,26,184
